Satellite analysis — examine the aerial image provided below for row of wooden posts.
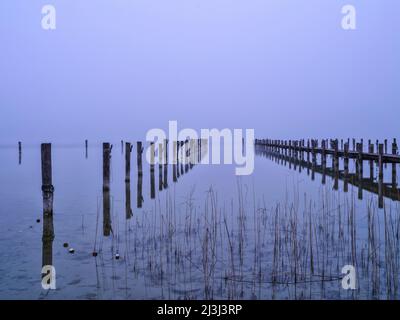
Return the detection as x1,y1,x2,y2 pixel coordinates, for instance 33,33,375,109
40,139,207,247
255,138,400,208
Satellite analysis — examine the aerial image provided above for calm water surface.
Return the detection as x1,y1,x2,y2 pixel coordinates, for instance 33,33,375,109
0,142,399,299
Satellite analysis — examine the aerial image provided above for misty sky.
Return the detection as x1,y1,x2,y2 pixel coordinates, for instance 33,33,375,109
1,1,399,144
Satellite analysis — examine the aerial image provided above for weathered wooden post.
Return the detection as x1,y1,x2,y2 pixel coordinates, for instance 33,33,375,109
163,139,168,188
334,139,339,174
150,142,155,199
125,180,133,219
125,144,132,217
173,141,177,182
102,142,112,235
125,142,132,183
384,139,388,169
137,142,143,175
357,142,363,181
378,144,384,209
392,139,397,189
41,143,54,269
41,144,53,199
311,140,316,181
344,143,349,192
352,138,356,151
121,140,124,154
298,141,302,172
180,141,184,175
306,139,310,175
85,139,88,159
334,140,339,190
137,169,143,208
158,143,163,191
189,139,195,169
18,141,22,165
356,143,363,199
321,140,326,185
185,140,189,173
369,143,374,180
103,143,111,191
176,141,180,178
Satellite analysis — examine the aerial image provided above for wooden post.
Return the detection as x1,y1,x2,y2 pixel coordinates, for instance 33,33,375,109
150,142,155,199
356,143,363,199
185,140,189,173
125,142,131,183
173,141,177,182
18,141,22,165
357,142,363,181
137,142,143,176
344,143,349,193
321,140,326,185
137,141,144,208
125,179,133,219
85,139,88,159
378,144,384,209
369,143,374,180
392,139,397,189
384,139,388,169
334,139,339,174
177,141,180,178
163,139,168,189
137,168,143,208
311,140,316,181
121,140,124,154
180,141,184,175
125,142,133,215
158,143,163,191
41,143,54,268
103,143,111,191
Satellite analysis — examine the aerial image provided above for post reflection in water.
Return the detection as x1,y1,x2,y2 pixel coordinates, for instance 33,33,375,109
255,142,400,206
103,189,111,236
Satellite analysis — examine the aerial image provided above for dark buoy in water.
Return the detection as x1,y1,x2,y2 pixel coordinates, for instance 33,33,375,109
36,219,41,223
69,248,75,254
115,253,120,260
63,243,69,248
92,251,98,257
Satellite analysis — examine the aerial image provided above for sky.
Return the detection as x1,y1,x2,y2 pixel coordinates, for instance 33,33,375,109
0,0,399,144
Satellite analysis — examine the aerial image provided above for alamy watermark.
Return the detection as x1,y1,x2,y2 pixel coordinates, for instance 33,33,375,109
341,264,356,290
41,4,357,31
146,121,255,176
41,265,56,290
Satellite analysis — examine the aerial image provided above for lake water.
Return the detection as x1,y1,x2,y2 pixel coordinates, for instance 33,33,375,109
0,142,399,300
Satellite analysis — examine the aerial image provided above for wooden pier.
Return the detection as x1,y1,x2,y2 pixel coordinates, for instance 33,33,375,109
255,138,399,208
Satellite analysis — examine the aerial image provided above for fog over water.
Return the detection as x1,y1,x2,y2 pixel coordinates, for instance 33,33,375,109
1,1,399,143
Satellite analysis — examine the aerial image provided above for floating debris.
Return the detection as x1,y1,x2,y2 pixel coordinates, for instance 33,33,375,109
63,243,68,248
36,219,41,223
68,248,75,254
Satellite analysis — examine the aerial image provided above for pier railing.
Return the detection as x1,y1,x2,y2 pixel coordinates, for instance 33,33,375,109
255,138,399,208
